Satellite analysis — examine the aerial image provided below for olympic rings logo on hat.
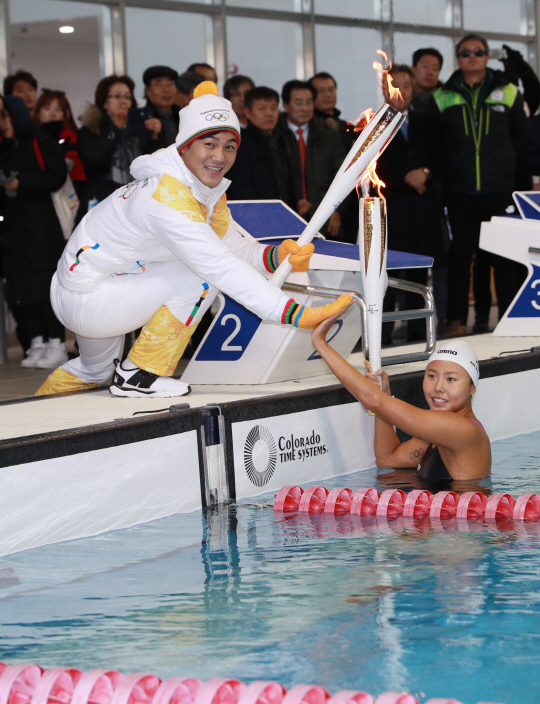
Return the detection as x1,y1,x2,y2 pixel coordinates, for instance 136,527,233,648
205,112,229,123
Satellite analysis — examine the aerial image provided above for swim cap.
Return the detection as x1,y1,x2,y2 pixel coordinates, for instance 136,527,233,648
175,81,241,151
426,340,480,387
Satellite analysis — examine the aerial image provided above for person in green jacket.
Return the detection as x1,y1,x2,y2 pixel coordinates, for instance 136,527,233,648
428,33,529,336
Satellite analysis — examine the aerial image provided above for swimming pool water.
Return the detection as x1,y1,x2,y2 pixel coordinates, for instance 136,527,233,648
1,430,540,704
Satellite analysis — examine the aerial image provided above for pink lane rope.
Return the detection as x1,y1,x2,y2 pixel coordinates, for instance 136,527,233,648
274,486,540,525
0,664,504,704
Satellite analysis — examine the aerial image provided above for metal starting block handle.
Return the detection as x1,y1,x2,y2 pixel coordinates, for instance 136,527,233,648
283,277,435,367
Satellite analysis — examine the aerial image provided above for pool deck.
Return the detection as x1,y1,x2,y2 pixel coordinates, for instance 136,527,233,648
1,333,537,442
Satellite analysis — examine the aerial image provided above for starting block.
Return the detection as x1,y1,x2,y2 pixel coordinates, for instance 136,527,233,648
480,191,540,336
181,201,433,385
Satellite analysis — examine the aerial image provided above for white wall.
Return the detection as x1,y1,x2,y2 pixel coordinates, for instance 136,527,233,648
10,34,100,124
125,8,207,102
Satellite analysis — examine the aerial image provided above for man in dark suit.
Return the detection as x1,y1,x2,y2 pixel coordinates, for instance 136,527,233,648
376,65,447,342
308,71,358,243
279,79,346,238
226,86,293,206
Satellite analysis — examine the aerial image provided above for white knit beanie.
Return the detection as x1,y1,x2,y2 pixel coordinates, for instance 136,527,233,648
175,81,241,151
427,340,480,387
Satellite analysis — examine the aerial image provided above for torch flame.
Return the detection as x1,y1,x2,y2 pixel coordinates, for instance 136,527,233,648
363,158,386,199
373,49,405,111
351,108,374,133
348,49,403,199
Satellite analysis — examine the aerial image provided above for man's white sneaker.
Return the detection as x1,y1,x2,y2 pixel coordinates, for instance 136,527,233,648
34,339,69,369
20,336,46,368
109,359,191,398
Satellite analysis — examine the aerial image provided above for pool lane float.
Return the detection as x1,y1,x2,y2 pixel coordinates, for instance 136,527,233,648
110,675,161,704
281,685,329,704
0,665,44,704
324,488,354,515
351,489,380,517
194,679,245,704
429,492,458,520
513,493,540,521
237,682,286,704
376,490,406,519
484,494,516,521
375,693,418,704
152,679,202,704
455,492,488,521
0,666,506,704
30,668,82,704
298,487,329,514
275,484,540,537
403,490,432,519
72,671,124,704
274,486,303,513
274,485,540,525
327,691,374,704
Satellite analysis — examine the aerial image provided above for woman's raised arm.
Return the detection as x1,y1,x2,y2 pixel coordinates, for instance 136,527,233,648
311,313,481,453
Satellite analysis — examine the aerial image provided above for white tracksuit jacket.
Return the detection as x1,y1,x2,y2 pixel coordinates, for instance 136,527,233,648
56,144,289,324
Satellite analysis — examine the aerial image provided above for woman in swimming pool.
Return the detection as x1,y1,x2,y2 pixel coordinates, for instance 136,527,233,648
312,316,491,482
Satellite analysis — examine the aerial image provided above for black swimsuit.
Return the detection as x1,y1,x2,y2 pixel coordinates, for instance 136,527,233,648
417,444,452,483
416,419,485,484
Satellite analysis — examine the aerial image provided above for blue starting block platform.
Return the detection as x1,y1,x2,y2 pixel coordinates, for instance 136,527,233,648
480,191,540,336
182,201,433,385
229,200,433,270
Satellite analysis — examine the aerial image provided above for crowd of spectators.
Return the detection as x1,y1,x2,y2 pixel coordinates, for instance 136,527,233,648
1,33,539,368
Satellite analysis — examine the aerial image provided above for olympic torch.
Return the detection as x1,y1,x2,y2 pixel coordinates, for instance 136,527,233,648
359,196,387,375
270,102,404,288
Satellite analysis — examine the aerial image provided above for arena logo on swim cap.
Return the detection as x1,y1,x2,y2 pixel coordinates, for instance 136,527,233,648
437,349,457,355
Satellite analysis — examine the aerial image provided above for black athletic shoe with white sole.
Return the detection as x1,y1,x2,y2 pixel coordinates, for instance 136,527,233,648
110,359,191,398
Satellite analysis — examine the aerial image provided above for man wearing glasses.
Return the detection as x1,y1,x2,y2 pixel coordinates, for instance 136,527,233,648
138,65,179,148
430,34,528,337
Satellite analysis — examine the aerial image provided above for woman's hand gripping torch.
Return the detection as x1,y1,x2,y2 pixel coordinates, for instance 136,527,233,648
269,95,404,289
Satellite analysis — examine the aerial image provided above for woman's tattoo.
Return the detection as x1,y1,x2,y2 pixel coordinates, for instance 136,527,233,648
410,447,425,460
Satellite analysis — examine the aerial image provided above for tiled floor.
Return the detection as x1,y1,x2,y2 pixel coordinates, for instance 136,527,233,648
0,335,58,402
0,333,192,403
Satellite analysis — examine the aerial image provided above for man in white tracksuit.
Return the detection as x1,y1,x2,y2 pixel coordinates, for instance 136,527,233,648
36,81,351,398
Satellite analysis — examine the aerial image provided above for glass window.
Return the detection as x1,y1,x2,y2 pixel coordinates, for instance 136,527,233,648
10,0,103,23
227,0,297,9
315,0,380,19
394,33,455,84
463,0,524,35
10,0,103,124
227,17,298,95
314,25,381,123
393,0,449,26
125,8,207,102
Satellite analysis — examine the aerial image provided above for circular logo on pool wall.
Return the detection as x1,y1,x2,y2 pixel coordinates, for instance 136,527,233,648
244,425,277,487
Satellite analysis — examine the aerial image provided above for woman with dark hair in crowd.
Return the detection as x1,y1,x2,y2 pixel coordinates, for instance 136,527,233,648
77,74,159,204
0,94,69,368
35,89,86,198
